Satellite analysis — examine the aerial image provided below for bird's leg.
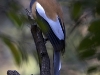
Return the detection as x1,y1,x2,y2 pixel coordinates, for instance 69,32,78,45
42,34,49,44
44,38,49,44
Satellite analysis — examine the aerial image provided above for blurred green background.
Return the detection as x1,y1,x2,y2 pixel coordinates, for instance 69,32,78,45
0,0,100,75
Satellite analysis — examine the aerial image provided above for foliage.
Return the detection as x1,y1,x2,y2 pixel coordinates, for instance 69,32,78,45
0,35,22,65
6,0,28,28
87,65,100,74
71,1,82,21
77,19,100,74
72,0,100,74
0,0,29,66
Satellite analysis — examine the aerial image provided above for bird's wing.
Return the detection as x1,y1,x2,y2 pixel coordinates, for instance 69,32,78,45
35,2,65,51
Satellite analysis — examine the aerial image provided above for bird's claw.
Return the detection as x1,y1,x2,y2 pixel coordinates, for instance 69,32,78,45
44,38,48,44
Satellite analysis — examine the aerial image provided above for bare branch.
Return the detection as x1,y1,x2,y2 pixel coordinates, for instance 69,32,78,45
7,70,20,75
26,9,51,75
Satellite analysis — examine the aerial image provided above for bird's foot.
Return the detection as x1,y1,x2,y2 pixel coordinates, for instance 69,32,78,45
44,38,48,44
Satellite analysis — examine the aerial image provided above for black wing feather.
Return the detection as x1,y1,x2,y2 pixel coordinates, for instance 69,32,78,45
36,9,65,52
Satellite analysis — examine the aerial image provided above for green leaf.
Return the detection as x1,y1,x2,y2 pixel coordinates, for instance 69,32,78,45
7,11,23,28
92,34,100,46
71,1,82,21
97,53,100,60
20,14,28,24
88,19,100,34
96,1,100,15
77,34,97,60
78,48,96,60
78,34,94,50
77,19,100,60
87,65,100,74
17,42,28,62
1,36,22,66
96,5,100,15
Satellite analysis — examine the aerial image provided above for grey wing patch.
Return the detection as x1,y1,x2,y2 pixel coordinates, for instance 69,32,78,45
36,9,65,51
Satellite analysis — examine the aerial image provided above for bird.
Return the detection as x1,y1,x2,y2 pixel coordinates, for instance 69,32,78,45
29,0,65,75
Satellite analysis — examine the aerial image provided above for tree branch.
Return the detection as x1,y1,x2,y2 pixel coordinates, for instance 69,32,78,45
26,9,51,75
31,25,51,75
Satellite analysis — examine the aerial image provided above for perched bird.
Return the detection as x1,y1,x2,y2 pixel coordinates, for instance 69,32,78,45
30,0,65,75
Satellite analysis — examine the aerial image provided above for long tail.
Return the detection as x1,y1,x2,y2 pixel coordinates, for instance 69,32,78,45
54,51,61,75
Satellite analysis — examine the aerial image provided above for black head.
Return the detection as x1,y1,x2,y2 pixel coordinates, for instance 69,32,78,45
30,0,36,9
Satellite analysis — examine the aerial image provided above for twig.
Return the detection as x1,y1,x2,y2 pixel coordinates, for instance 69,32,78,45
7,70,20,75
67,11,92,38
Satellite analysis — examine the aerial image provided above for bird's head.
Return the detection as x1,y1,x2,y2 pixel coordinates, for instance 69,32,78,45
30,0,36,10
